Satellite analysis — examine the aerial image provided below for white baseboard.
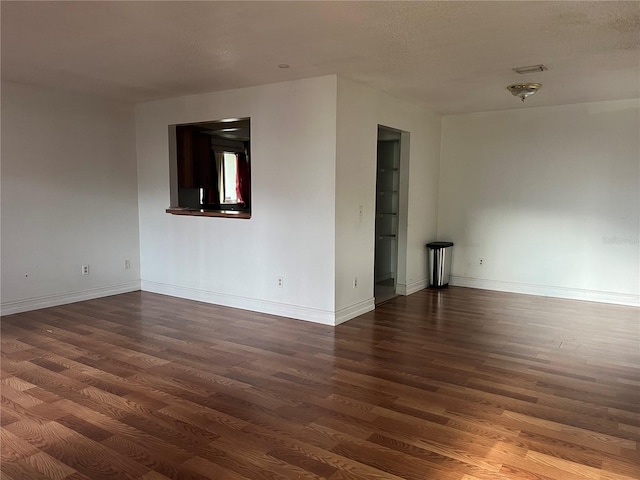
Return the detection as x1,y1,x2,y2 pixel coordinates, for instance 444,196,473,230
375,272,393,283
141,280,339,325
12,277,626,324
450,276,640,307
0,281,141,316
396,278,428,296
335,298,375,325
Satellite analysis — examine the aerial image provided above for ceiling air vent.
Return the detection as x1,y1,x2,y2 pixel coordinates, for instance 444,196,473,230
513,64,548,74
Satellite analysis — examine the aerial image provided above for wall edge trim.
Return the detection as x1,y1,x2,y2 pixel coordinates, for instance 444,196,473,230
335,298,375,325
450,276,640,307
396,279,428,296
141,280,337,325
0,281,141,316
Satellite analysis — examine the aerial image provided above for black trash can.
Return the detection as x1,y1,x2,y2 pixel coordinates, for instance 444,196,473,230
426,242,454,288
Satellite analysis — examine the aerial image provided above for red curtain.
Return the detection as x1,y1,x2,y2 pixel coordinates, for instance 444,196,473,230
236,153,250,207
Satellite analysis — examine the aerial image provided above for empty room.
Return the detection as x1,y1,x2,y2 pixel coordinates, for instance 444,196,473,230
1,2,639,480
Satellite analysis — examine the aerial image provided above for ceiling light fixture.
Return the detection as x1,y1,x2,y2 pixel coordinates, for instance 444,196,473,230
507,83,542,102
278,64,290,69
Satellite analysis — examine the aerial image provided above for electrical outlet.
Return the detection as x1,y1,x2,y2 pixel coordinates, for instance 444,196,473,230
353,276,358,288
479,258,484,266
124,260,131,270
81,265,90,275
277,277,283,288
358,205,364,222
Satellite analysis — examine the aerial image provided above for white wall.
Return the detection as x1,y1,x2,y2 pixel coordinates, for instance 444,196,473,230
1,82,140,314
135,76,338,324
438,99,640,306
335,77,442,317
8,77,630,323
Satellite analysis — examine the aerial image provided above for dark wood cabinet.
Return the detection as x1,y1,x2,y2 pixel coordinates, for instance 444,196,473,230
176,126,214,189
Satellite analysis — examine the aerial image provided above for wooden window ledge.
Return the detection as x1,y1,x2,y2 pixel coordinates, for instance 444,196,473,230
166,207,251,219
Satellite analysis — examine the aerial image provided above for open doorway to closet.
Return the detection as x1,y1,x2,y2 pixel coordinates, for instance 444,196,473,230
374,126,402,304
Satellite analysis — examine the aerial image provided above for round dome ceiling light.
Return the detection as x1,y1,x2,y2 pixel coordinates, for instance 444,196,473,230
507,83,542,102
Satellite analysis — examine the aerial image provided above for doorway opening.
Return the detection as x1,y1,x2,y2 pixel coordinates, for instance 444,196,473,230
374,126,402,304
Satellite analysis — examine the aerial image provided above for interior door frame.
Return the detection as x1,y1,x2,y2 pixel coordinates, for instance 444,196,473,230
374,125,410,302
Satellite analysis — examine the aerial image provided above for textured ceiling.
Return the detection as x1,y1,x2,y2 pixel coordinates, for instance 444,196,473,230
2,1,639,114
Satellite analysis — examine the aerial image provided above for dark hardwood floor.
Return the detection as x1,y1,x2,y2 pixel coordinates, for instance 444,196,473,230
1,287,639,480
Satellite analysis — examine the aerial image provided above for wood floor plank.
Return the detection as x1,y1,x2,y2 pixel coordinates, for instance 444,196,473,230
101,435,215,480
181,456,250,480
20,451,78,480
4,418,150,479
1,426,40,461
2,287,638,479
